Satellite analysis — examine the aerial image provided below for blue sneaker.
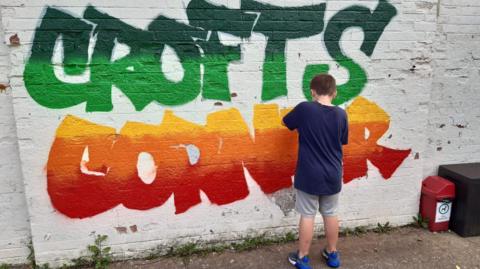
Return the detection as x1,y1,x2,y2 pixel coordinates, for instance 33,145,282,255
288,251,312,269
322,249,340,268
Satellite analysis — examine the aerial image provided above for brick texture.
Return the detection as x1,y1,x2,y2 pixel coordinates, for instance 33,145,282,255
0,0,479,266
0,10,31,265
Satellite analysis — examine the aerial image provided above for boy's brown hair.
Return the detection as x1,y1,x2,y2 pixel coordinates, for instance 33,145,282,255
310,74,336,96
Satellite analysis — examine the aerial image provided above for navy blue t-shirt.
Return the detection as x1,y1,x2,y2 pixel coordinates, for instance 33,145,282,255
283,101,348,195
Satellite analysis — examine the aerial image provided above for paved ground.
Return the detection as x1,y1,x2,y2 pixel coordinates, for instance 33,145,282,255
110,227,480,269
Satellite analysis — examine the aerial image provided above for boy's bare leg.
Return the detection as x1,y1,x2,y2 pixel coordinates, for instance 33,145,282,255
298,216,315,257
323,215,339,252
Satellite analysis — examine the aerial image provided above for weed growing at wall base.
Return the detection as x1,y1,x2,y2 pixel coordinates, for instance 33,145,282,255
151,232,297,260
231,232,296,251
339,226,369,237
412,214,430,229
373,222,393,234
87,235,112,269
64,234,112,269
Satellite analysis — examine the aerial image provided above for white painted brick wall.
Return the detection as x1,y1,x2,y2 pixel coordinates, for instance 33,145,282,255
0,0,478,267
0,10,31,265
423,0,480,175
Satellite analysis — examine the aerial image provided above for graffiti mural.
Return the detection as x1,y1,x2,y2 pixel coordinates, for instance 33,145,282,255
24,0,396,111
47,98,410,218
48,105,296,218
23,0,411,218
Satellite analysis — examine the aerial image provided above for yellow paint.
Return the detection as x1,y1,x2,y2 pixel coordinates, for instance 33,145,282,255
346,97,389,123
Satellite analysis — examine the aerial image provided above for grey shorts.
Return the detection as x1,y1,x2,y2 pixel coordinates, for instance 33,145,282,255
295,189,339,218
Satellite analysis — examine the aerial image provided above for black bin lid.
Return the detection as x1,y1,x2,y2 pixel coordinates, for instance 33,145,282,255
439,163,480,184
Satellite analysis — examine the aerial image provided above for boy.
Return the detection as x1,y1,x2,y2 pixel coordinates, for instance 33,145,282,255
283,74,348,269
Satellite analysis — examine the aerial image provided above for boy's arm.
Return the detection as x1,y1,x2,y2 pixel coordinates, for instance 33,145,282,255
282,103,304,130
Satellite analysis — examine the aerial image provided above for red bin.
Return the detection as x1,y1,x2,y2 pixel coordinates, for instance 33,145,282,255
420,176,455,232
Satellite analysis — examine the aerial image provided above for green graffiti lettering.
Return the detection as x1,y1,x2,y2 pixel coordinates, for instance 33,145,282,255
24,1,397,111
199,32,241,101
24,7,94,110
187,0,257,101
86,6,206,110
187,0,257,39
323,0,397,105
241,0,326,101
